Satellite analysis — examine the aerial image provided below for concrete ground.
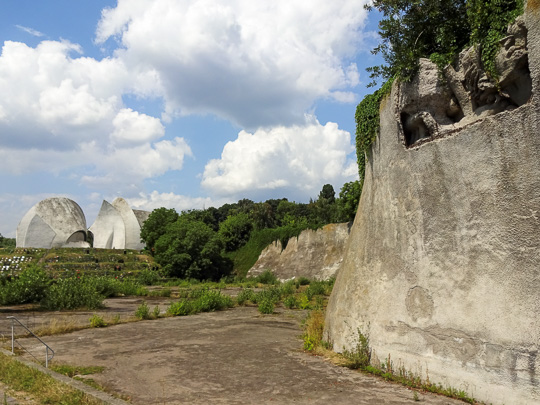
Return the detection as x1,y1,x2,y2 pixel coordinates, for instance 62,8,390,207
1,298,466,405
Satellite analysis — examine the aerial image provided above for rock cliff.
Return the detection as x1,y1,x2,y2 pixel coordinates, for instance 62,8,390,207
248,223,351,281
324,4,540,405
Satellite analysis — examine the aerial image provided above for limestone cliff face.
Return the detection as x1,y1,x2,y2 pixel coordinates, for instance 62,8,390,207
324,6,540,405
248,223,351,281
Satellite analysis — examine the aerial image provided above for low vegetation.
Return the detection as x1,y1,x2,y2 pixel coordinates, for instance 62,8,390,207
0,352,103,404
301,309,477,404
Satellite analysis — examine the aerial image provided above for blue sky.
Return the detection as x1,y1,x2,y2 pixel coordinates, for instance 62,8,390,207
0,0,383,237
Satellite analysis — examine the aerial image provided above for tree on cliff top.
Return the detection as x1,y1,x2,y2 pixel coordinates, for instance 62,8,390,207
366,0,524,84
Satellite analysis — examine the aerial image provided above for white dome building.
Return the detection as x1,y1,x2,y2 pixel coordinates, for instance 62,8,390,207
16,197,90,249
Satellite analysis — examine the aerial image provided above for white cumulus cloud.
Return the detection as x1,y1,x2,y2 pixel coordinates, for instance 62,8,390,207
0,38,186,193
128,191,228,212
201,116,358,201
111,108,165,145
96,0,371,128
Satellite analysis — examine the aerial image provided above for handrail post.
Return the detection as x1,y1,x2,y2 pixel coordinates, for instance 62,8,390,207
45,347,49,368
11,317,14,353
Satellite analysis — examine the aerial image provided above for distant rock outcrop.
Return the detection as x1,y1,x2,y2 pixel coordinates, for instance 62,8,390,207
248,223,351,281
16,197,90,249
325,6,539,405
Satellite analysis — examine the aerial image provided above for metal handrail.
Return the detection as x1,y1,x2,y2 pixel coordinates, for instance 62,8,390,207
7,316,55,367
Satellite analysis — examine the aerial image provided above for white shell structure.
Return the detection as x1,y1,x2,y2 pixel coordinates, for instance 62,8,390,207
16,197,90,249
88,200,126,249
89,198,150,250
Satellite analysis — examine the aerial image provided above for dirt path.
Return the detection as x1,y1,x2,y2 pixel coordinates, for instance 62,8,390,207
7,305,465,405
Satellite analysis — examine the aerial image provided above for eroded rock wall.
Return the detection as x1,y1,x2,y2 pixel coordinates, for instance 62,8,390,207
248,223,351,281
324,5,540,404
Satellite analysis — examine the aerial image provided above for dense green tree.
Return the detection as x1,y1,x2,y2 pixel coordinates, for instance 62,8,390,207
251,202,275,230
154,218,231,280
318,184,336,204
140,208,179,253
337,180,361,222
366,0,470,83
218,213,254,252
366,0,524,83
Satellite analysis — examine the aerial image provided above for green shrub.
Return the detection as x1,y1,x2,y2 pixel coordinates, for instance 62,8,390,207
192,290,234,312
280,280,295,296
306,281,326,300
236,288,256,305
152,305,161,318
167,300,193,316
283,295,298,309
135,301,151,320
254,286,282,304
41,278,104,310
258,298,274,314
296,277,310,286
0,265,50,305
89,314,106,328
137,269,160,285
255,270,278,285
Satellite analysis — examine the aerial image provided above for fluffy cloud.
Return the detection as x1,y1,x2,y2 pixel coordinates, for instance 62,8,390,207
201,116,358,200
96,0,370,128
111,108,165,145
128,191,228,213
0,39,188,191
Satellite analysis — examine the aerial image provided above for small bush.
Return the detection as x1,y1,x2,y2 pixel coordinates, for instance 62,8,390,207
0,265,50,305
236,288,256,305
137,269,160,285
89,314,106,328
283,295,298,309
193,290,234,312
343,328,371,370
258,298,274,314
135,301,151,320
256,270,278,285
152,305,161,319
296,277,311,286
41,278,104,310
306,281,326,300
299,294,311,310
280,280,296,296
167,300,193,316
254,286,282,304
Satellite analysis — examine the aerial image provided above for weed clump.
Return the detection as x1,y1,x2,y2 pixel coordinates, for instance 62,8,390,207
342,328,371,369
135,301,151,320
89,314,106,328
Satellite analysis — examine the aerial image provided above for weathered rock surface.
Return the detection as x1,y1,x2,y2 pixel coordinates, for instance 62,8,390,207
325,5,540,405
248,223,351,281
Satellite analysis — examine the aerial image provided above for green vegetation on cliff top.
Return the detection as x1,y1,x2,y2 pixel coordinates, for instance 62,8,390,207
356,0,525,182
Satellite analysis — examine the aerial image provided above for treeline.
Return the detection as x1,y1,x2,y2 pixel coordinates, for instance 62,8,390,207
0,234,15,249
141,181,361,280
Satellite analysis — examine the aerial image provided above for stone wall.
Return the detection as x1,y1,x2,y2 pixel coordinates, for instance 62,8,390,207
248,223,351,281
324,4,540,404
